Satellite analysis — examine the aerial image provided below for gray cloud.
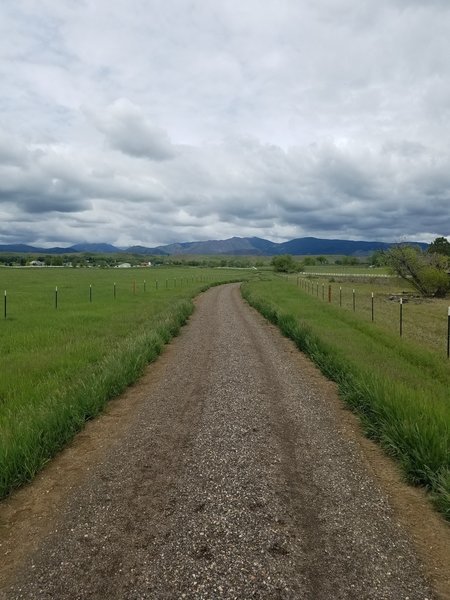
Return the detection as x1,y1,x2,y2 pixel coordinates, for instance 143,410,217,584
0,0,450,247
85,99,176,160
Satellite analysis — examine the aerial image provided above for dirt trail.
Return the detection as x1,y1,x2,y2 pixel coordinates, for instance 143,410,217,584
0,283,449,599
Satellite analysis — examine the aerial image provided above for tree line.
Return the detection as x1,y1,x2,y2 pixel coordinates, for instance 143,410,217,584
272,237,450,298
0,252,272,269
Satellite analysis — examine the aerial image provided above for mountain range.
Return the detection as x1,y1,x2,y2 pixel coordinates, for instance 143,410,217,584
0,236,428,256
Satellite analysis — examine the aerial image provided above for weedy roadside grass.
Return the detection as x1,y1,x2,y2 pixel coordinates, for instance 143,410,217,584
0,267,247,498
241,278,450,520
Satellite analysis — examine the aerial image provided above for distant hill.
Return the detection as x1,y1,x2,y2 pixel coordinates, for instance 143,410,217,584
69,243,120,253
148,236,428,257
126,245,168,256
275,237,398,256
0,237,429,256
152,236,276,256
0,244,79,254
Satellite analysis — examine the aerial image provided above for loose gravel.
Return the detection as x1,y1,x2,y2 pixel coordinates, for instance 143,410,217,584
0,283,441,599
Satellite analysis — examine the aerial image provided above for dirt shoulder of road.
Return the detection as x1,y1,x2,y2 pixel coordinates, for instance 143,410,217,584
0,330,183,588
301,360,450,599
247,298,450,599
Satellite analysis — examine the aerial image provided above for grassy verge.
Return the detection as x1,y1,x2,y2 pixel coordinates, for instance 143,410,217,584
241,279,450,520
0,268,245,498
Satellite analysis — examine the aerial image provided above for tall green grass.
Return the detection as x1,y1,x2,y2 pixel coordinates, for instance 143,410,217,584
0,267,246,498
241,279,450,519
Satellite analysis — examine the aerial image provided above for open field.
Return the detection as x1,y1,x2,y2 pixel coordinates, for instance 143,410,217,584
0,266,249,498
288,272,450,357
302,265,390,275
241,277,450,519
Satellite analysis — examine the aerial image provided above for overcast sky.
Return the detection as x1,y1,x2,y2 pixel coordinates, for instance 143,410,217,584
1,0,449,247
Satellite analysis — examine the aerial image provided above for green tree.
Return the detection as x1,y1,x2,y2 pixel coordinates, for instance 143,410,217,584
385,245,450,297
317,256,327,264
271,254,300,273
302,257,316,266
341,256,360,266
370,250,386,267
428,236,450,257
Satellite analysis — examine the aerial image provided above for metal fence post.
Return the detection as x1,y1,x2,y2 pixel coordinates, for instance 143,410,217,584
400,297,403,337
447,307,449,358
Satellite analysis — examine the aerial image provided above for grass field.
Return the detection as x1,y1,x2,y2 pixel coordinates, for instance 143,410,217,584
302,265,391,276
288,273,450,357
0,266,249,498
242,276,450,520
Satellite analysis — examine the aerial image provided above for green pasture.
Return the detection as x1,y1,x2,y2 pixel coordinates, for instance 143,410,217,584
242,277,450,519
288,273,450,356
0,266,247,498
302,264,391,276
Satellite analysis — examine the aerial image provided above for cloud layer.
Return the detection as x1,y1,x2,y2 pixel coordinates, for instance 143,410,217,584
1,0,449,247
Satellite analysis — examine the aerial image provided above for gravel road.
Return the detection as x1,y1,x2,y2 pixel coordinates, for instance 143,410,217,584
0,283,447,599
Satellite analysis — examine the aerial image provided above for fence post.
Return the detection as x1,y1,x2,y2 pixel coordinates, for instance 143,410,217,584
4,290,6,319
322,283,324,300
89,284,92,303
114,282,116,299
400,297,403,337
371,292,374,322
328,284,331,303
339,286,342,307
352,289,355,311
447,307,450,359
55,286,58,309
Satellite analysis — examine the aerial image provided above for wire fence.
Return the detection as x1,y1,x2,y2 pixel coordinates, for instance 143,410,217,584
1,273,221,321
293,275,450,359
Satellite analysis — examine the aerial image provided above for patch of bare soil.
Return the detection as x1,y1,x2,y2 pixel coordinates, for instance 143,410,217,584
0,283,448,599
